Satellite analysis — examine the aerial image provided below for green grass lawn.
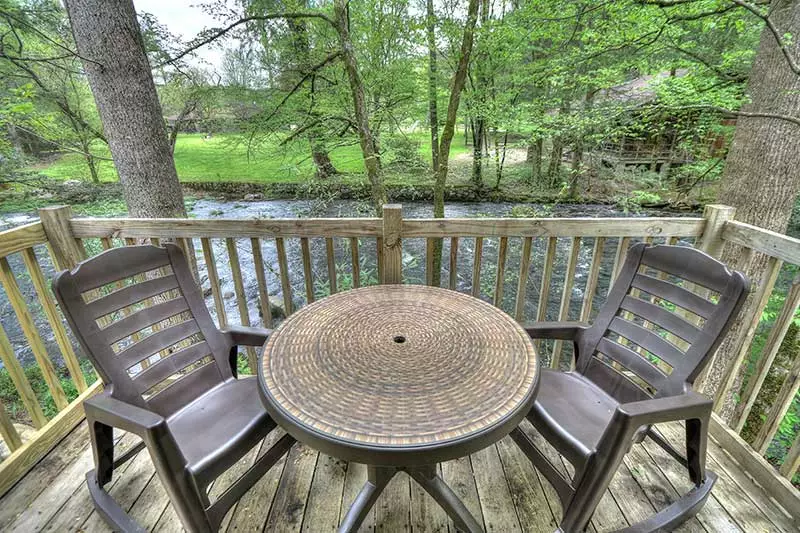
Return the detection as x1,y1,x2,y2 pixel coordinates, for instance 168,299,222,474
35,131,473,185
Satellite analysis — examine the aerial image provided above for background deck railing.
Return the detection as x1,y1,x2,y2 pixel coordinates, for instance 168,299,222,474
0,204,798,517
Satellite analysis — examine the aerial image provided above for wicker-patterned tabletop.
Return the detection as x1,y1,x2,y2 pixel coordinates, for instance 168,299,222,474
258,285,539,466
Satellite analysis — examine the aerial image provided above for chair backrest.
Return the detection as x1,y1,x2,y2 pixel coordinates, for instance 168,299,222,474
576,243,748,401
53,244,235,418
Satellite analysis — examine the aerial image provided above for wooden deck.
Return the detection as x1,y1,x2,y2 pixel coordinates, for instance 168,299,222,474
0,419,795,533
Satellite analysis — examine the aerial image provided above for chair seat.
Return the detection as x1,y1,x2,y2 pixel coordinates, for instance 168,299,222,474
168,376,273,482
528,369,620,469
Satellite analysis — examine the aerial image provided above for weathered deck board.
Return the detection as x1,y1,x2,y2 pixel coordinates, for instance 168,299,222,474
2,420,793,533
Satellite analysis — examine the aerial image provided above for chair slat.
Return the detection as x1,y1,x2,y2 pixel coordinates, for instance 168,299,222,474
250,238,273,329
631,273,716,319
116,319,201,368
72,247,170,292
88,274,179,318
133,340,212,392
0,256,68,411
596,337,668,391
619,295,701,344
608,317,686,369
146,361,221,410
641,245,731,293
102,297,190,343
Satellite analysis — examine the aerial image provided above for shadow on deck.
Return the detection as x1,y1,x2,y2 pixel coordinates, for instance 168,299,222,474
0,418,794,532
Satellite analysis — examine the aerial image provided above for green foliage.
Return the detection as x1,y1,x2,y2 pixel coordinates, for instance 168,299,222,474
615,190,663,213
0,359,96,422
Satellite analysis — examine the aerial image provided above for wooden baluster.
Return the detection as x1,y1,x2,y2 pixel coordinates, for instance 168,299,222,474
300,238,314,303
0,257,68,410
425,238,436,286
514,237,533,322
0,322,47,428
551,237,581,369
250,238,273,329
100,237,114,250
179,238,199,282
21,248,88,392
275,237,294,315
535,237,557,353
493,237,509,308
226,238,257,373
0,399,22,452
471,237,483,297
201,237,227,328
449,237,459,291
326,238,338,294
579,237,605,323
610,236,631,288
376,237,385,284
753,345,800,454
350,238,361,288
150,237,160,247
780,432,800,480
733,275,800,432
714,256,782,411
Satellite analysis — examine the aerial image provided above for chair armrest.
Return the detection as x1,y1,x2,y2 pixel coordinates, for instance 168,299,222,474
84,392,167,438
523,321,589,340
617,390,712,427
221,325,273,347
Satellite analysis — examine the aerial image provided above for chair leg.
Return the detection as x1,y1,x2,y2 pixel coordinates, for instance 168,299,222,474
88,419,115,485
685,415,709,486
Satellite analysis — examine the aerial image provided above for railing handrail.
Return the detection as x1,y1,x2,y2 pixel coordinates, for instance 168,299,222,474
0,203,798,510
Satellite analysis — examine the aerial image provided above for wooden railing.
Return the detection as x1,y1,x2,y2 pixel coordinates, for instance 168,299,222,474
0,204,798,515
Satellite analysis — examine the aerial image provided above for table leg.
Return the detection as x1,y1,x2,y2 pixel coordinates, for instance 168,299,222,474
339,466,397,533
408,465,484,533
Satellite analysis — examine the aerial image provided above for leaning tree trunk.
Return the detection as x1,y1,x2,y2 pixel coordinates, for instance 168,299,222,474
527,137,542,184
334,0,386,215
430,0,479,286
426,0,440,176
702,0,800,422
64,0,185,217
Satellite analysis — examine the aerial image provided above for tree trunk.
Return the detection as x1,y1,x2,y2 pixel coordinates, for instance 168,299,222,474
703,0,800,421
333,0,386,215
527,137,542,183
426,0,440,176
64,0,185,217
430,0,479,286
471,119,484,189
547,136,563,184
312,146,337,178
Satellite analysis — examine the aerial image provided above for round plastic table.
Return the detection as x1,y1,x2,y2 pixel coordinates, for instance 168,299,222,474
258,285,538,533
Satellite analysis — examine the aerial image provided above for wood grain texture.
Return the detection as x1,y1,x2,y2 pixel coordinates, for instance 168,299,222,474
722,219,800,265
276,237,294,316
350,238,361,289
200,238,227,328
0,400,22,452
0,256,68,410
401,217,705,238
300,238,314,304
551,237,581,369
251,238,273,329
0,222,47,258
326,238,338,295
39,207,86,270
226,238,257,373
449,237,459,291
514,237,533,322
21,247,88,392
0,380,102,498
382,205,402,285
493,237,509,308
70,217,383,239
472,237,483,297
0,321,47,429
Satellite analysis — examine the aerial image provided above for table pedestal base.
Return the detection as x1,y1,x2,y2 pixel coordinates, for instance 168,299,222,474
339,465,484,533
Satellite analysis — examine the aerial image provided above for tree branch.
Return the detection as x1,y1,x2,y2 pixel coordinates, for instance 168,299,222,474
729,0,800,76
159,12,335,67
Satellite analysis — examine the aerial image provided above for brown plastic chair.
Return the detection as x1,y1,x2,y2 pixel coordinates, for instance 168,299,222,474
511,243,748,532
53,244,295,533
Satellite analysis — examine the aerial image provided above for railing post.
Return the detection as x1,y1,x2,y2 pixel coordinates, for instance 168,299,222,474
38,206,86,270
696,204,735,258
382,204,402,284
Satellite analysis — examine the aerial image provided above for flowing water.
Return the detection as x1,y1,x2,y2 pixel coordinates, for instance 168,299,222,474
0,199,693,371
